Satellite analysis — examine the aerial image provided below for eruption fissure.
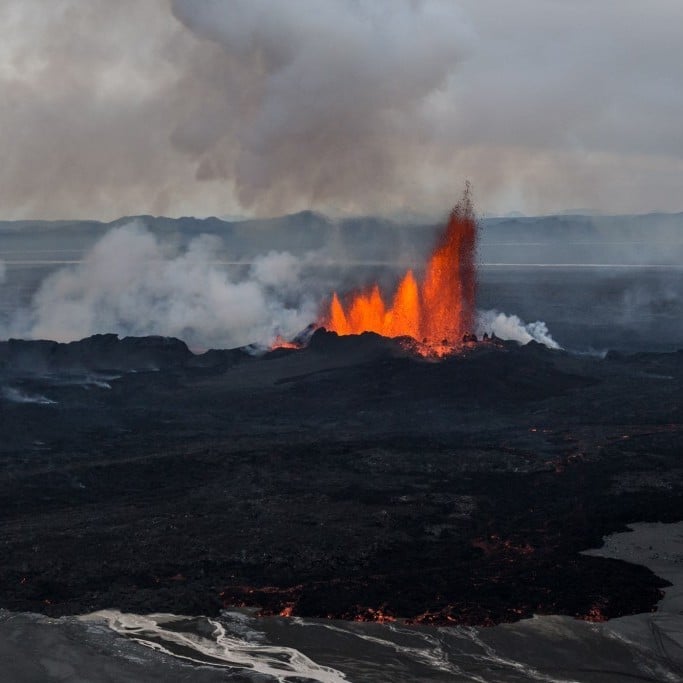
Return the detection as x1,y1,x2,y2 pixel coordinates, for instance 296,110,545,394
322,186,478,354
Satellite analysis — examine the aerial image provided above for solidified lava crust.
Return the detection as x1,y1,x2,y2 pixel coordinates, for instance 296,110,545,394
0,330,680,626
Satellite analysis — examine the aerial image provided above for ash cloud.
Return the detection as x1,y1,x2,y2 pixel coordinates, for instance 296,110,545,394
10,223,317,349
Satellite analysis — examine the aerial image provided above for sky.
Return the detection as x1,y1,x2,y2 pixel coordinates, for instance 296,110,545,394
1,0,682,220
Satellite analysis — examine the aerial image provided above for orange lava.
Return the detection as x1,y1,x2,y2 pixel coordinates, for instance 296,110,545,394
322,186,477,355
349,607,397,623
271,335,303,350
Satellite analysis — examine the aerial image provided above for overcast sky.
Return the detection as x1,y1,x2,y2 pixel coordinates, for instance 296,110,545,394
1,0,682,220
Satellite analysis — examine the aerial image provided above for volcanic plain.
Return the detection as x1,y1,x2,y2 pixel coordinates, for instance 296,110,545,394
0,330,681,626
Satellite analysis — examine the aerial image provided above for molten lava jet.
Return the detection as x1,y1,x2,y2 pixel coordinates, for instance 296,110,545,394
322,186,478,355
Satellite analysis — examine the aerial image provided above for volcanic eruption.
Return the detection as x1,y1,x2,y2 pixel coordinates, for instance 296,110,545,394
321,185,478,355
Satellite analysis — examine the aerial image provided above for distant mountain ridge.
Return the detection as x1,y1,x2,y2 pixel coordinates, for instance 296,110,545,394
1,210,683,265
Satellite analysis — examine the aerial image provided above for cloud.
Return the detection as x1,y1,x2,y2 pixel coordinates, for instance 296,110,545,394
0,0,682,219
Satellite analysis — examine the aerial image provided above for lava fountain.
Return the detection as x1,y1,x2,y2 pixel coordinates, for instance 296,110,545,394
321,185,478,355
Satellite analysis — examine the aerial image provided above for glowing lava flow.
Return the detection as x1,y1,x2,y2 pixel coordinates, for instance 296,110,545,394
322,186,478,354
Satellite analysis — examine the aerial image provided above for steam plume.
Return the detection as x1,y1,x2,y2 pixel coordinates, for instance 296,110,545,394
2,387,56,405
11,223,316,349
477,310,561,350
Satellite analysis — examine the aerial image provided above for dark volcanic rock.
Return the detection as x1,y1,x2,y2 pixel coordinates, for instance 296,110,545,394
0,334,193,374
0,332,681,625
186,347,254,371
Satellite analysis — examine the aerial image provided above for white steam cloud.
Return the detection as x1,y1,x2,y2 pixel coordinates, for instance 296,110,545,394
13,223,316,349
477,310,561,350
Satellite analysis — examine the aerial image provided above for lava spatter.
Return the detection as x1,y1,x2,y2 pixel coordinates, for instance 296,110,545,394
323,185,478,355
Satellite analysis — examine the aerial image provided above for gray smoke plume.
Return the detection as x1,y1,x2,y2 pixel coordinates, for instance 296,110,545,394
168,0,470,213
